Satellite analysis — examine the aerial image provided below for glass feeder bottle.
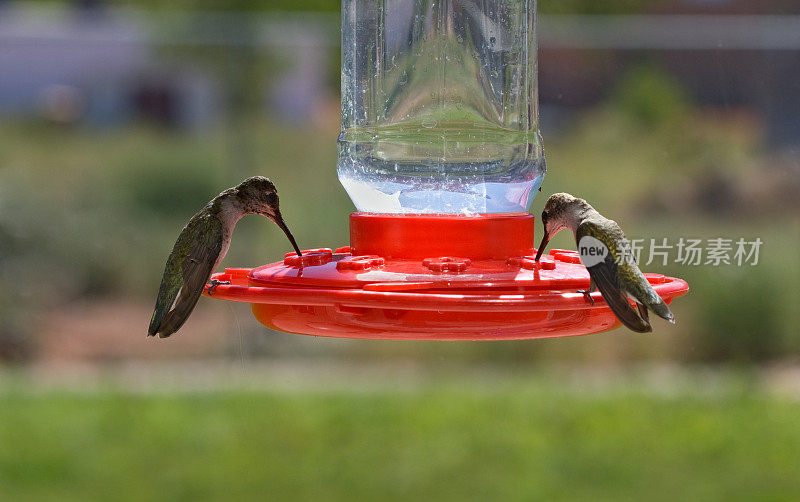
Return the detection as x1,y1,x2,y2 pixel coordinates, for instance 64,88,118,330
338,0,546,214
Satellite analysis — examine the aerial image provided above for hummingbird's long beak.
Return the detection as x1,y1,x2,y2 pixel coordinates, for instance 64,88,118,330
275,213,302,256
534,231,549,262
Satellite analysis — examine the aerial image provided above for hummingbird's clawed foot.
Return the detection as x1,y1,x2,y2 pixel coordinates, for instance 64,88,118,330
578,289,595,305
207,279,230,296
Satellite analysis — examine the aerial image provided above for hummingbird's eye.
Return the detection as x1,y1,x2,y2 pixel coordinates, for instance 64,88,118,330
541,210,548,220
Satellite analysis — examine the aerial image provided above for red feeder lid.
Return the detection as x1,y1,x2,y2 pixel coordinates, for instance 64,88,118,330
204,213,688,340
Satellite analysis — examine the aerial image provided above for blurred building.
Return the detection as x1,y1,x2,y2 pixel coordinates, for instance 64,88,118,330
0,4,334,130
0,3,220,129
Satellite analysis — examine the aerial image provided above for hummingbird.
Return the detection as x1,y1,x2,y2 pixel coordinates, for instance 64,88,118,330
148,176,302,338
534,193,675,333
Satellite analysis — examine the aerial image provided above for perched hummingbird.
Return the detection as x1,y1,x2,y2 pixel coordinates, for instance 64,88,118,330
534,193,675,333
148,176,302,338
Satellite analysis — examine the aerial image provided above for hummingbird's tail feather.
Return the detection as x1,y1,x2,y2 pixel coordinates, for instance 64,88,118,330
155,287,205,338
149,283,192,338
649,297,675,324
148,267,183,337
148,312,162,337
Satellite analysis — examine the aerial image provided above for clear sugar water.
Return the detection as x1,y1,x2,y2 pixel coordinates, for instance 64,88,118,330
339,0,545,214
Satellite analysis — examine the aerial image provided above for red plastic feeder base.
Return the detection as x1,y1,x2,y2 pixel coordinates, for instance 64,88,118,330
204,213,688,340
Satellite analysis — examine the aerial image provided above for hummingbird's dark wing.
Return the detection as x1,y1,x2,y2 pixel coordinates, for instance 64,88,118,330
149,214,223,338
586,256,652,333
576,221,652,333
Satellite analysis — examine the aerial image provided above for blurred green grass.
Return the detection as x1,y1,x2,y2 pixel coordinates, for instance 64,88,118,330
1,377,799,501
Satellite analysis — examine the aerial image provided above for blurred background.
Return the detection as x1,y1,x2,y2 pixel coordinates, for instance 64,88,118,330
1,0,799,500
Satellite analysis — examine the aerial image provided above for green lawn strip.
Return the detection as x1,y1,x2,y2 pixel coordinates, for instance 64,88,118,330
0,384,798,501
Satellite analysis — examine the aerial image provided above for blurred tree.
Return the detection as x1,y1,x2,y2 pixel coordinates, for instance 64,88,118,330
540,0,650,14
690,267,785,363
611,64,690,129
0,223,33,362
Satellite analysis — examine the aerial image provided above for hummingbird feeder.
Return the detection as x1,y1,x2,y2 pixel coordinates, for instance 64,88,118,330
204,0,688,340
